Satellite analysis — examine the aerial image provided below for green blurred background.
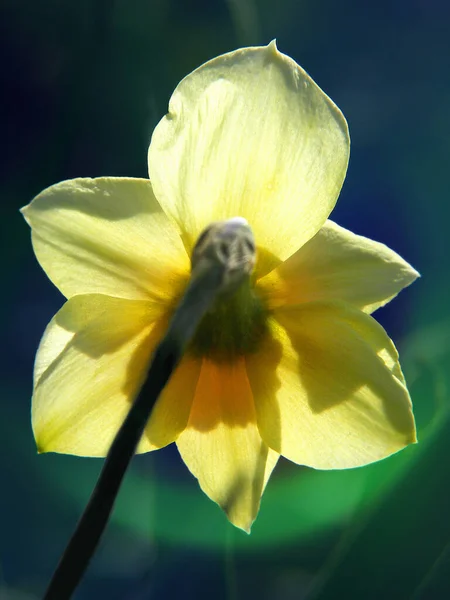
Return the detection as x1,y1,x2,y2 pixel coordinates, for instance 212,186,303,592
1,0,449,598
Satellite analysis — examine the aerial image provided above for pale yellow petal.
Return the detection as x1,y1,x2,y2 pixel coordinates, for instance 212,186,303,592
246,302,416,470
176,358,278,532
148,41,349,275
21,177,189,301
258,220,419,313
33,294,198,456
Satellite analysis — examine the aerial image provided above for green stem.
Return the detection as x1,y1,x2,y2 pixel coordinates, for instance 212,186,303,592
43,259,225,600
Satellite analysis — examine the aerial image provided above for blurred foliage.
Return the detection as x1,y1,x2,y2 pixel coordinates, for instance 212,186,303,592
1,0,449,598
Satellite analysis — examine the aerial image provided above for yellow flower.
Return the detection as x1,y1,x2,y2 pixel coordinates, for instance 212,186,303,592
21,41,418,532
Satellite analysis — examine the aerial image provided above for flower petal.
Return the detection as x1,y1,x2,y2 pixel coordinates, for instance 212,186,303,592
258,220,419,313
176,358,278,532
148,41,349,275
21,177,189,301
246,302,416,470
33,294,199,456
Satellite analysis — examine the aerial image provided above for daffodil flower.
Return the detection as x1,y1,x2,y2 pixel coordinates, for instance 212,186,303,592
22,41,418,532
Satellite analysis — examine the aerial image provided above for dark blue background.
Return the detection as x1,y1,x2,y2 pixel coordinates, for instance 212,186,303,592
1,0,449,598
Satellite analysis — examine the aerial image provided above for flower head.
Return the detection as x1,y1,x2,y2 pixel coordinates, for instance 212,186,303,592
22,41,418,532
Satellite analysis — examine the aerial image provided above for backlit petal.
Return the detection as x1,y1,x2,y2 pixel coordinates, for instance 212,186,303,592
176,358,278,532
21,177,189,301
33,294,198,456
246,302,416,469
258,220,419,313
148,41,349,275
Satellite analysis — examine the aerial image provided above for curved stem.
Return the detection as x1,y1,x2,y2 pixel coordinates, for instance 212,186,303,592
43,260,225,600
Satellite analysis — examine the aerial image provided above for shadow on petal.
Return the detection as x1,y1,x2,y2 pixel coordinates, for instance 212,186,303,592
250,441,273,517
245,330,284,450
254,244,283,281
122,313,171,400
185,355,281,432
276,305,414,438
220,442,270,532
36,296,159,389
31,177,161,221
123,307,204,451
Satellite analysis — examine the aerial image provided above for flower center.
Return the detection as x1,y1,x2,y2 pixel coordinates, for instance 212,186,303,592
189,277,268,361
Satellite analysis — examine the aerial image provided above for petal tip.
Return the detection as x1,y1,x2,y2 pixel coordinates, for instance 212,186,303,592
34,425,57,455
35,439,46,454
228,514,252,534
20,204,30,223
267,39,278,55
